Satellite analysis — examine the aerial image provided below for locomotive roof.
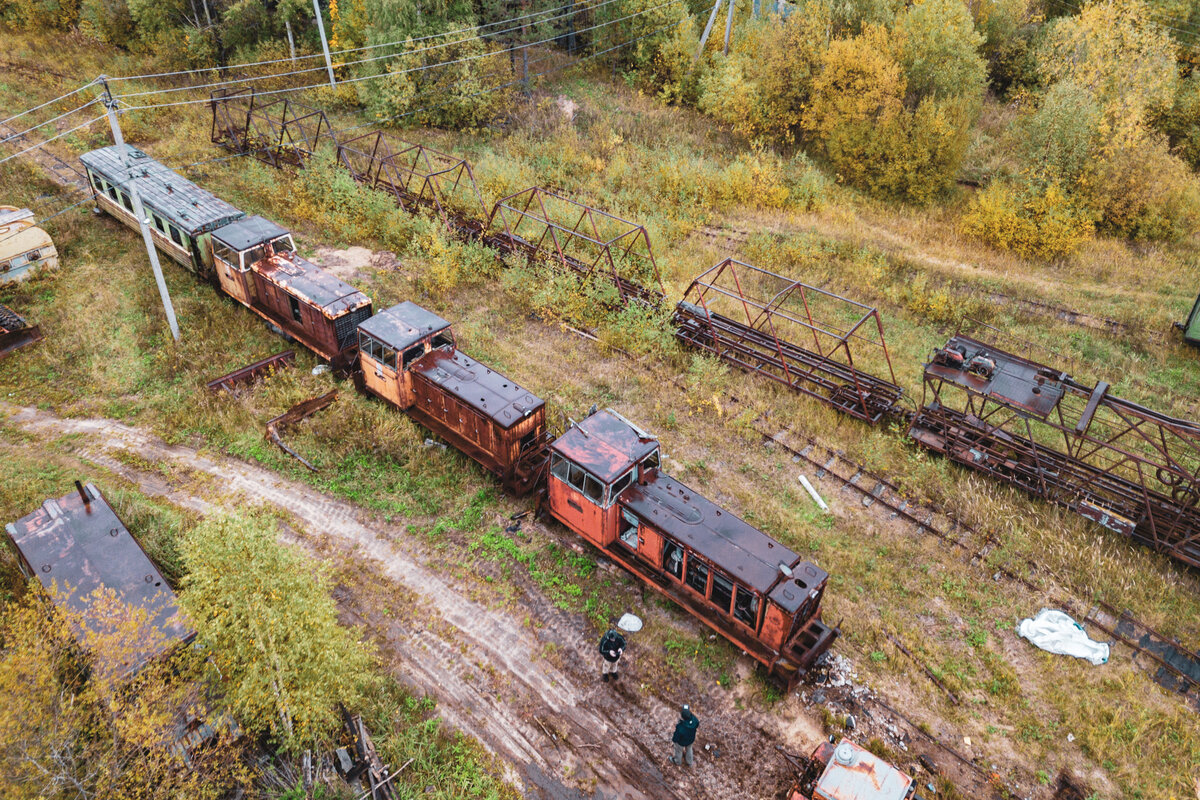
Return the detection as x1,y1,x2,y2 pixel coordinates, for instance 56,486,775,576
80,145,244,235
358,301,450,352
255,252,371,319
926,334,1065,418
4,483,195,679
551,409,659,484
212,215,290,251
412,348,545,429
619,471,827,605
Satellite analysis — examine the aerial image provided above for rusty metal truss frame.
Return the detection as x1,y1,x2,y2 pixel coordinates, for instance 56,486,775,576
335,130,488,227
674,259,902,423
909,324,1200,569
210,88,336,169
484,187,665,306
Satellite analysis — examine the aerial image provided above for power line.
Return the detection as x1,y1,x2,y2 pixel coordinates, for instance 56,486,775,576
110,0,629,102
0,79,101,127
1,98,101,146
104,0,619,84
0,114,108,167
116,0,683,113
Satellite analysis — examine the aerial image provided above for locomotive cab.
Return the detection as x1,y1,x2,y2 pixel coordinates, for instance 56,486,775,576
357,302,548,494
548,409,838,686
210,216,295,308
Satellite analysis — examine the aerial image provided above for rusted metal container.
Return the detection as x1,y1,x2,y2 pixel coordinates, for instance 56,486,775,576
0,302,42,358
546,409,837,686
806,739,916,800
0,205,58,282
357,302,549,494
80,145,244,282
909,322,1200,569
675,259,902,423
209,88,337,170
4,482,195,680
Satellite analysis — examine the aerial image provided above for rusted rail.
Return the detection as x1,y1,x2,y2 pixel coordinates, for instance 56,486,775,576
0,303,43,358
675,259,902,423
265,390,338,471
206,350,295,393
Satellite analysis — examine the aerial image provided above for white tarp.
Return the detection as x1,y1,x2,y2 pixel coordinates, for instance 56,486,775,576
1017,608,1109,666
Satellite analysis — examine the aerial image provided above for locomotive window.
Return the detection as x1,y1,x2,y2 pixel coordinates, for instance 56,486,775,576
270,235,295,254
583,474,604,503
619,510,638,549
643,450,660,471
244,244,267,265
711,572,734,614
608,469,634,505
550,453,570,483
288,295,303,323
213,242,238,266
380,345,397,369
663,542,684,579
152,215,167,233
168,225,183,246
685,558,709,595
431,332,455,350
733,587,759,626
106,184,118,201
567,463,586,492
402,343,425,368
120,192,133,212
90,173,102,191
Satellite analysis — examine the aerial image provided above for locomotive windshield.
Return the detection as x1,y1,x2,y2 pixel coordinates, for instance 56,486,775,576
270,234,295,254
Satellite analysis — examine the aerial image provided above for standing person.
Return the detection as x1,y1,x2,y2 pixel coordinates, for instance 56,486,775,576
670,704,699,766
598,627,626,681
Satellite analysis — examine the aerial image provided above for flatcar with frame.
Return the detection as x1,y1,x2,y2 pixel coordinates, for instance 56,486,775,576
80,145,243,282
546,408,837,687
355,302,548,494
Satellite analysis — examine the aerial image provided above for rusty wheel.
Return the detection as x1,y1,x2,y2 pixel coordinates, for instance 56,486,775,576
1170,484,1199,507
1156,467,1184,487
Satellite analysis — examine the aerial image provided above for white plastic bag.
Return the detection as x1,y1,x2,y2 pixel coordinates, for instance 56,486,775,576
1017,608,1109,666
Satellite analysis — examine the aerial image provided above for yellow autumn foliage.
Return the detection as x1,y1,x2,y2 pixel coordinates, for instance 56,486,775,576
961,180,1095,260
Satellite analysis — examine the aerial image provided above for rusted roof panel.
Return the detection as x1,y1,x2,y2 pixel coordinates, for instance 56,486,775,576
927,335,1065,418
550,409,659,484
358,301,450,352
255,252,371,318
80,145,244,235
619,471,823,599
4,483,194,677
212,215,289,251
412,348,544,429
814,739,913,800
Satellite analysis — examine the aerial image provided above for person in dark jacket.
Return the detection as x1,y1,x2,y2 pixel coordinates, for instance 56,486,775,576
598,628,626,681
670,704,699,766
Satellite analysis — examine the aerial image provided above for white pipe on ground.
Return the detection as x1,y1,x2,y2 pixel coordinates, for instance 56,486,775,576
798,474,829,512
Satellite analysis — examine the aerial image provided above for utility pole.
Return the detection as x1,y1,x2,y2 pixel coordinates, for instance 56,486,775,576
723,0,736,55
694,0,723,63
285,19,297,62
312,0,337,87
99,79,181,343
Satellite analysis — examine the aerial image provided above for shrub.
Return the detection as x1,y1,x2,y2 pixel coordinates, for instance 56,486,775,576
893,0,985,110
1017,81,1102,188
1153,67,1200,171
1085,137,1200,242
594,0,693,73
961,179,1095,260
3,0,79,29
78,0,134,45
970,0,1037,94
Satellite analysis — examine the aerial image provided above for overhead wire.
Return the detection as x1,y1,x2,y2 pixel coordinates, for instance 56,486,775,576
109,0,629,101
104,0,624,83
0,78,101,127
114,0,683,113
0,114,108,167
1,98,102,145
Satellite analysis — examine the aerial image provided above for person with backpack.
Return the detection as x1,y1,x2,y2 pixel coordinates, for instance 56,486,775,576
670,704,699,766
598,627,626,681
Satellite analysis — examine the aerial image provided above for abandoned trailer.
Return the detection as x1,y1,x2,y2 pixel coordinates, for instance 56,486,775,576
0,205,58,282
548,409,837,687
357,302,548,494
4,482,194,678
80,145,242,282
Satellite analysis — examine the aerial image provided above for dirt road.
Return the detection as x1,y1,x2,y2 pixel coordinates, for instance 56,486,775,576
3,403,813,799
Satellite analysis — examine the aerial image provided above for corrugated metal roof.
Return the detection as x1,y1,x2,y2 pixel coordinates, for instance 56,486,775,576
255,252,371,318
359,301,451,352
4,483,195,680
620,472,824,600
212,215,290,251
80,145,244,235
412,348,544,429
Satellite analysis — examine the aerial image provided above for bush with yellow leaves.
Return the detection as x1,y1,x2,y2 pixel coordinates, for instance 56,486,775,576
961,180,1095,260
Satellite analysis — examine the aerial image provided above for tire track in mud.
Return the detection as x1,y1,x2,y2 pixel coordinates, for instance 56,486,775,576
3,404,795,799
